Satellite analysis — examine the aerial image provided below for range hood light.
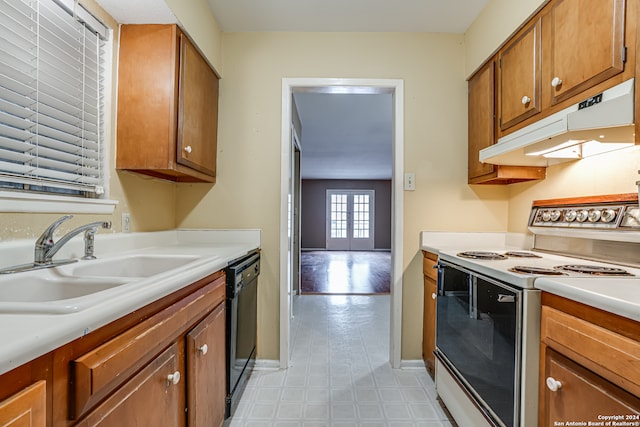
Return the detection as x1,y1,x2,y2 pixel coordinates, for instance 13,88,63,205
580,140,635,157
541,145,583,159
525,139,583,156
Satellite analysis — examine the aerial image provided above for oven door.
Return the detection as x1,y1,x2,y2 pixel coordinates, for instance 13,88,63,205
435,260,522,427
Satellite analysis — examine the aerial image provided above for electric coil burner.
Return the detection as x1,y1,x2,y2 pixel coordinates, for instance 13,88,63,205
504,251,542,258
456,251,508,260
508,266,566,275
554,264,634,276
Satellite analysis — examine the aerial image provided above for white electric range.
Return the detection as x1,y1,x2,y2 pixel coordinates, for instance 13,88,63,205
434,193,640,427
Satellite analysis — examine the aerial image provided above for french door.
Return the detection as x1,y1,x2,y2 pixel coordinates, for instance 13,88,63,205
326,190,375,250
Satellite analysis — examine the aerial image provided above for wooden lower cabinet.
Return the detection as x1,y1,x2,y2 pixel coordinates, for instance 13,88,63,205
540,293,640,426
542,348,640,425
0,270,227,427
186,302,226,427
75,344,184,427
422,251,437,378
0,381,46,427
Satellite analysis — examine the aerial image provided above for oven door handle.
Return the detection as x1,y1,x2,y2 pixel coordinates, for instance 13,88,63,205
497,294,515,303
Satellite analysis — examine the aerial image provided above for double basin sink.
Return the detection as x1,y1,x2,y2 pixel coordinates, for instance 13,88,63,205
0,254,204,314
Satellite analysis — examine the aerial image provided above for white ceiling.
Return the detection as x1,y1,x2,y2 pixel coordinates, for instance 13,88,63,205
95,0,488,180
206,0,488,33
294,93,393,180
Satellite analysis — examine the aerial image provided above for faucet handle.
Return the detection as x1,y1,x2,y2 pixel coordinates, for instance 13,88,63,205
34,215,73,264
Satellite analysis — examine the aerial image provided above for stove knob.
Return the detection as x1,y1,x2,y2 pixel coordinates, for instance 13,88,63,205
541,210,551,222
588,209,601,222
601,209,616,223
576,210,589,222
550,210,561,221
564,210,577,222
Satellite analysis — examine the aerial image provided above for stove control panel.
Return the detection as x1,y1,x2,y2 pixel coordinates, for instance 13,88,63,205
530,204,633,228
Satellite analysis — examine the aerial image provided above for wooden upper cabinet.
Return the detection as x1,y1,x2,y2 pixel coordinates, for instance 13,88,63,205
177,34,218,177
548,0,626,104
468,61,546,184
116,25,219,183
499,18,542,130
468,61,496,182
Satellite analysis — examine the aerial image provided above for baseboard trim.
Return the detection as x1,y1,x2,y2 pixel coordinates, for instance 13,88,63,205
399,359,426,370
256,358,424,371
254,359,281,371
301,248,392,252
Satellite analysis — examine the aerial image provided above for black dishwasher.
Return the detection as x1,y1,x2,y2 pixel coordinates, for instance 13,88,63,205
225,251,260,418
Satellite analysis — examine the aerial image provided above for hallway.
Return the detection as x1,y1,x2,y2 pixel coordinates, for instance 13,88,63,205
300,251,391,294
226,295,453,426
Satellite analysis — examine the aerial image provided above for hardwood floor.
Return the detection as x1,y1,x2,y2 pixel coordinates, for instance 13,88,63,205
300,251,391,294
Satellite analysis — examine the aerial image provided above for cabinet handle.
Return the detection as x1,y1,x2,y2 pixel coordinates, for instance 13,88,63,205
431,293,437,300
167,371,181,385
184,145,193,154
521,95,531,105
551,77,563,88
546,376,562,392
197,344,208,355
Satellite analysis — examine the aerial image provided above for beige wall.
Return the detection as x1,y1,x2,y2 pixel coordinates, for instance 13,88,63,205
175,32,510,360
465,0,640,234
464,0,546,77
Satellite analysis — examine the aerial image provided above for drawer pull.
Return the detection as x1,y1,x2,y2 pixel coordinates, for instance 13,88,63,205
197,344,208,355
546,376,562,392
167,371,181,385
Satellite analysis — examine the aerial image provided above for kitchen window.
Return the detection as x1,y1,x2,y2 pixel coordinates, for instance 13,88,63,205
0,0,116,213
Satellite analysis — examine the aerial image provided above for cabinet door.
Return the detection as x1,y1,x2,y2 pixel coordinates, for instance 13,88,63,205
499,18,541,130
468,61,496,181
177,34,219,177
0,381,46,427
543,348,640,424
422,251,437,378
549,0,625,104
186,302,226,427
76,344,185,427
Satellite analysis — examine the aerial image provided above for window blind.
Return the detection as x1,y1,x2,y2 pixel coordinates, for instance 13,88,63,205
0,0,109,196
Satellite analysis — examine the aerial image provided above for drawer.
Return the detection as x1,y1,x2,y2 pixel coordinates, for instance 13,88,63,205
541,305,640,396
70,274,225,419
422,251,438,280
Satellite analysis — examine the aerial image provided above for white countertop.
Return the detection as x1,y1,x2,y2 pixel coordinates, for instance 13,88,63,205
535,276,640,322
420,230,640,323
0,229,260,375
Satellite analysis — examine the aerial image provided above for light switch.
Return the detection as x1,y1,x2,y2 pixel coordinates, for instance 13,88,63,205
404,173,416,191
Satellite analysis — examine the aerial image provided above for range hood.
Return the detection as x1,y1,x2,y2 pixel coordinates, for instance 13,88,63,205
480,78,636,167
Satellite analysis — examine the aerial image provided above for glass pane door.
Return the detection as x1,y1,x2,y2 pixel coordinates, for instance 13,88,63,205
326,190,375,250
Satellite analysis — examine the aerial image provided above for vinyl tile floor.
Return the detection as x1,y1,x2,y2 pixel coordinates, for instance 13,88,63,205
225,294,454,426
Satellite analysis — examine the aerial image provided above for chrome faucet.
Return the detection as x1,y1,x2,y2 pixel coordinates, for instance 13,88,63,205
34,215,112,266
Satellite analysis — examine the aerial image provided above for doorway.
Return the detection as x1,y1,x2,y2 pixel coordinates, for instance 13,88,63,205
280,78,404,369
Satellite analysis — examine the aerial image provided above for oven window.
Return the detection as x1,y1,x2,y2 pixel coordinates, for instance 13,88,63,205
436,263,520,427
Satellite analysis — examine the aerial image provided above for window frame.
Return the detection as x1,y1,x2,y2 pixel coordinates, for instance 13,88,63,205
0,0,117,214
